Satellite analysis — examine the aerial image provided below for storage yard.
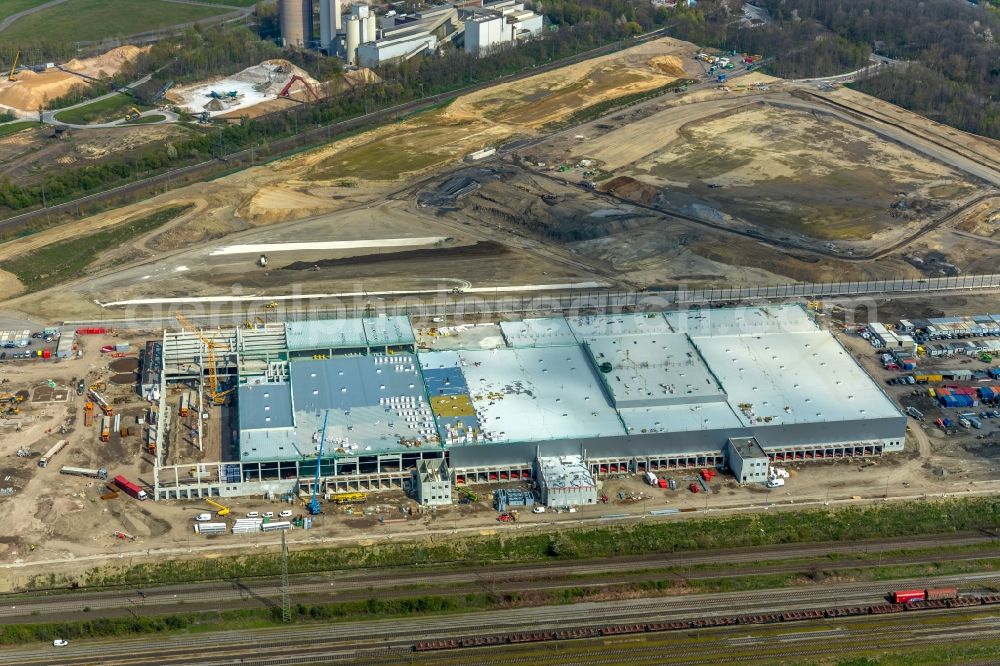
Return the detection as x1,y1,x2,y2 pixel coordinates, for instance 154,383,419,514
166,61,323,118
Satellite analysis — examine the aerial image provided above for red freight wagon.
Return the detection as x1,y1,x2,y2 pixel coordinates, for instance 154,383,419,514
892,589,926,603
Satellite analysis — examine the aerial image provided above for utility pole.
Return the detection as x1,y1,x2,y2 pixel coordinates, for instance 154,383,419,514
280,530,292,623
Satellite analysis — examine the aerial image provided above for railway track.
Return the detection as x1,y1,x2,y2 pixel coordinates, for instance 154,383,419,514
3,574,999,665
1,533,994,621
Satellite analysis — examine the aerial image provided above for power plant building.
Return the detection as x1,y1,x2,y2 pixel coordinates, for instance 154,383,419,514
150,306,906,501
318,0,342,52
279,0,313,47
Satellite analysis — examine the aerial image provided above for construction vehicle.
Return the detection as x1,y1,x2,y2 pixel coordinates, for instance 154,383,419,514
38,439,69,467
278,75,320,103
7,50,19,81
264,301,278,310
308,410,331,515
88,389,113,416
124,107,141,122
84,402,94,427
0,392,24,405
329,491,367,505
100,416,111,442
113,475,147,500
206,498,231,516
60,466,108,480
175,313,235,406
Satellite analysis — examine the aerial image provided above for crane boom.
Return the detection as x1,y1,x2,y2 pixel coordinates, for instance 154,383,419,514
175,312,230,405
308,410,330,515
8,50,19,81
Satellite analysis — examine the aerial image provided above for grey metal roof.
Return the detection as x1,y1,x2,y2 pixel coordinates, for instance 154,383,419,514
289,355,423,412
585,333,725,408
363,315,416,347
237,382,295,430
499,318,577,347
285,319,367,350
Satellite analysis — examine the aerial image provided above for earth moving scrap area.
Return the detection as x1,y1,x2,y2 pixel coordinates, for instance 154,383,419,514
0,35,998,321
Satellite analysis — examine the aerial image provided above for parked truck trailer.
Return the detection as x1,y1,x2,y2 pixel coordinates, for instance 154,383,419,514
113,475,147,500
37,439,69,468
59,466,108,480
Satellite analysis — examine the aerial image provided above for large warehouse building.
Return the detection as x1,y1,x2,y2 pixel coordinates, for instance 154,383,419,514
150,305,905,502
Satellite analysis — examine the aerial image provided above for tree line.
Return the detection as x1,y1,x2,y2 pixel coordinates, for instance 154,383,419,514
664,0,1000,139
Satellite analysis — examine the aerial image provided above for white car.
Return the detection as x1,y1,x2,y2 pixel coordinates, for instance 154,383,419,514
246,511,260,518
263,511,274,519
531,506,546,514
279,510,293,518
195,513,212,522
53,639,68,647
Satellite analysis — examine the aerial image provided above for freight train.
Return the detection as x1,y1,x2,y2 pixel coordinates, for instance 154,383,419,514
414,591,1000,652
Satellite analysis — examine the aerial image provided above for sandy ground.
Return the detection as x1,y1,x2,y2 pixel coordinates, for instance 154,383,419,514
0,45,148,114
167,60,321,118
0,37,696,320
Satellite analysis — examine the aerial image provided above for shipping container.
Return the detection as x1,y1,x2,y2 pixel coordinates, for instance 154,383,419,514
76,328,108,335
892,589,926,603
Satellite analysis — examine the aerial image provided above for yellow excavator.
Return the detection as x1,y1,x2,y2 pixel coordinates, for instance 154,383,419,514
7,51,19,82
206,498,230,516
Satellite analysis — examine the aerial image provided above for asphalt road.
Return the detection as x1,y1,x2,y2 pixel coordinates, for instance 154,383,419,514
2,572,998,665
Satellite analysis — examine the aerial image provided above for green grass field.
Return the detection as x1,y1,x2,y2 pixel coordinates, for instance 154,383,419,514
0,120,37,137
183,0,259,5
131,113,167,124
0,204,191,291
52,94,142,125
0,0,49,22
0,0,231,47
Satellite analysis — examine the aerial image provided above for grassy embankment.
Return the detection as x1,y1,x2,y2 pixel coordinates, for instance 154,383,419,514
0,204,191,291
0,0,229,47
52,94,148,125
0,121,37,137
71,496,1000,590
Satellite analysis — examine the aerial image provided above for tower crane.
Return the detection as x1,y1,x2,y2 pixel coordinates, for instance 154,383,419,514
308,410,330,516
174,313,234,405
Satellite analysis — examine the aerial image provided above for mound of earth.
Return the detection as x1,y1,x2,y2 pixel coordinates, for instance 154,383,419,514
648,55,686,77
240,186,338,224
64,45,151,79
600,176,658,203
0,70,87,113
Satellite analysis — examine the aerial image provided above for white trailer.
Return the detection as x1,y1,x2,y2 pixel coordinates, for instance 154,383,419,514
193,522,227,535
59,466,108,480
38,439,69,468
261,521,291,532
644,471,658,486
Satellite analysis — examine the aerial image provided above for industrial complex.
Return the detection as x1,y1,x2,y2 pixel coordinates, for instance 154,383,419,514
279,0,545,66
146,305,905,504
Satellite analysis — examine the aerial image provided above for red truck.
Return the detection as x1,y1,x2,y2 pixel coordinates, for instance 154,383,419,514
892,587,958,603
113,475,148,501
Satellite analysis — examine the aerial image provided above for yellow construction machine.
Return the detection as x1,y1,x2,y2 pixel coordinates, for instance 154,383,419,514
206,498,230,516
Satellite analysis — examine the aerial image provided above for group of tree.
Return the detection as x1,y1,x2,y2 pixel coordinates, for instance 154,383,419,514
665,0,1000,139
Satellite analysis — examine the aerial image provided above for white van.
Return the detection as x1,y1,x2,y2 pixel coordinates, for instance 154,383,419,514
279,510,293,518
263,511,274,519
195,513,212,522
531,506,546,514
246,511,260,518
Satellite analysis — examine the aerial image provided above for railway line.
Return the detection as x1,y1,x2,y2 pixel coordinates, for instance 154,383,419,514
1,533,994,621
2,575,999,665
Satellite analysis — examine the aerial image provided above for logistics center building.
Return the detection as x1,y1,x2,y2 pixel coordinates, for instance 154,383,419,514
150,305,905,501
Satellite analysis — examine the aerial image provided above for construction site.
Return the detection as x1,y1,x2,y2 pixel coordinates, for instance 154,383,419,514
0,32,998,590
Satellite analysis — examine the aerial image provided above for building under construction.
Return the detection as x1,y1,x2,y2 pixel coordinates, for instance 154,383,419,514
147,305,905,501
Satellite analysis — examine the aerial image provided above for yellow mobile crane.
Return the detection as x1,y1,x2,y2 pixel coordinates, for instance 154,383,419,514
206,498,230,516
8,51,19,81
174,313,235,406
